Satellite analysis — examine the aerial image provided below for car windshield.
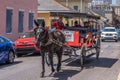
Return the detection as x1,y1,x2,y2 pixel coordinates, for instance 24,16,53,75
22,31,34,38
103,28,116,32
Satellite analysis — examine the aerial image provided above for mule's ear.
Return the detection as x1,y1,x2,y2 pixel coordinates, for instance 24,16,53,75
41,20,45,28
34,19,39,27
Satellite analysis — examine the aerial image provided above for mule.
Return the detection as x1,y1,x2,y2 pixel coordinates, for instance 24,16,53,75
34,20,65,77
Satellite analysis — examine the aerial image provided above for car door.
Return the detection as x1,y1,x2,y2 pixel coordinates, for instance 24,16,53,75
0,37,7,62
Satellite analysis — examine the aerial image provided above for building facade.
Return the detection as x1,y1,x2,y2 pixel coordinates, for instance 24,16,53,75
113,6,120,16
37,0,97,28
103,0,112,4
0,0,37,41
112,5,120,26
90,0,112,6
55,0,92,13
37,0,70,27
91,0,104,5
116,0,120,5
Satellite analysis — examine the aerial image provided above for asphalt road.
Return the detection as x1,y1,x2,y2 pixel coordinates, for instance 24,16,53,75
0,40,120,80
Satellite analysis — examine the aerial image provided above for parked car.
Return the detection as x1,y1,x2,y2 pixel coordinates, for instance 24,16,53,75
118,29,120,39
101,27,119,42
14,30,40,57
0,36,16,64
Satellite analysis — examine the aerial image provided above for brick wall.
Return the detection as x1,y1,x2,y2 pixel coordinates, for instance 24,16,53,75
0,0,37,41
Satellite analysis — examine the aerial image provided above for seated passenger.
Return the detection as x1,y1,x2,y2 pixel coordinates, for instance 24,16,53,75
74,21,81,27
65,23,69,27
74,21,78,27
84,22,90,28
90,25,94,32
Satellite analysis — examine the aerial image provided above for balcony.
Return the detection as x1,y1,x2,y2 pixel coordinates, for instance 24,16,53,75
84,0,92,2
56,0,92,2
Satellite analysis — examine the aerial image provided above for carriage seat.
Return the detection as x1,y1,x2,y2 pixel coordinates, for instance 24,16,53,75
65,26,87,36
65,26,88,31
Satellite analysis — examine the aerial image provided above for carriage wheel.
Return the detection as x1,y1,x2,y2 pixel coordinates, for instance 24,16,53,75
69,48,77,58
80,44,86,67
68,48,73,58
45,52,50,66
95,38,100,60
63,46,76,58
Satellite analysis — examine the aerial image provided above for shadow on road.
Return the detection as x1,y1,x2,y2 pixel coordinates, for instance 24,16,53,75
48,57,83,80
0,61,22,69
42,57,118,80
53,69,82,80
64,57,118,69
17,52,41,58
84,57,118,69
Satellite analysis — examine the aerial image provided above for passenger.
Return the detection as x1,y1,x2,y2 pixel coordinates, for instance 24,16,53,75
84,22,91,28
65,23,69,27
89,22,94,32
52,17,65,30
74,21,82,27
74,21,78,27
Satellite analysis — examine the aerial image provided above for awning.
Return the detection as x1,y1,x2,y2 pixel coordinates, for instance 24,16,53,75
49,10,100,19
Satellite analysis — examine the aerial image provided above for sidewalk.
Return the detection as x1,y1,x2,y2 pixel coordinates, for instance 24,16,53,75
118,73,120,80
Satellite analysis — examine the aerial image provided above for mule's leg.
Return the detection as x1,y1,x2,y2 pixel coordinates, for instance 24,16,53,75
40,51,45,77
56,48,63,72
49,51,55,73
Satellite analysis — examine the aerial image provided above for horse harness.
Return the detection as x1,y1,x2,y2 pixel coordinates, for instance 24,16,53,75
37,28,64,47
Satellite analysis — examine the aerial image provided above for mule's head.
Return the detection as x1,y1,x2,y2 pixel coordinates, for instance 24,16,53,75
34,20,47,47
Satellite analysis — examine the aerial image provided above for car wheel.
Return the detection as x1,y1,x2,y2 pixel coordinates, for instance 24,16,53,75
115,40,118,42
7,51,15,64
101,39,104,42
16,53,22,57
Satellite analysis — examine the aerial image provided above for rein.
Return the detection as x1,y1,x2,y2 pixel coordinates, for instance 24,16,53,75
36,28,65,47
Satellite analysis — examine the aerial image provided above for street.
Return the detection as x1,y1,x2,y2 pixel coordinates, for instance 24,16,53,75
0,41,120,80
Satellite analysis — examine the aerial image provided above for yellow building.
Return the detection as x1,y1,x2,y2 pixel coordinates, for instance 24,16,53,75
37,0,70,27
37,0,92,27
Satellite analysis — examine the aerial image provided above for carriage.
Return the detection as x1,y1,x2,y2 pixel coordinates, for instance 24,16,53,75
63,23,101,66
46,13,101,67
34,12,101,77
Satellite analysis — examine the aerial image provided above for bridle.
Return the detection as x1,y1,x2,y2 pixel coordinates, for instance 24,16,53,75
34,26,65,47
34,26,49,47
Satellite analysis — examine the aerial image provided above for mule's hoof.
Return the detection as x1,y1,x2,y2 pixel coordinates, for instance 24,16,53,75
49,71,55,76
57,68,61,72
52,69,55,73
57,69,60,72
40,73,44,78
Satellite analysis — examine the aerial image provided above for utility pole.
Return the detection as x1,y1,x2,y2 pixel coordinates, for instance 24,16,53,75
66,0,68,7
80,0,83,12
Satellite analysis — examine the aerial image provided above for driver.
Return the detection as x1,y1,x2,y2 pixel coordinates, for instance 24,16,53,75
52,17,65,30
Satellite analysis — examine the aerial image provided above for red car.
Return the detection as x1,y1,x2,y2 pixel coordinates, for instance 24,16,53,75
14,30,40,57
